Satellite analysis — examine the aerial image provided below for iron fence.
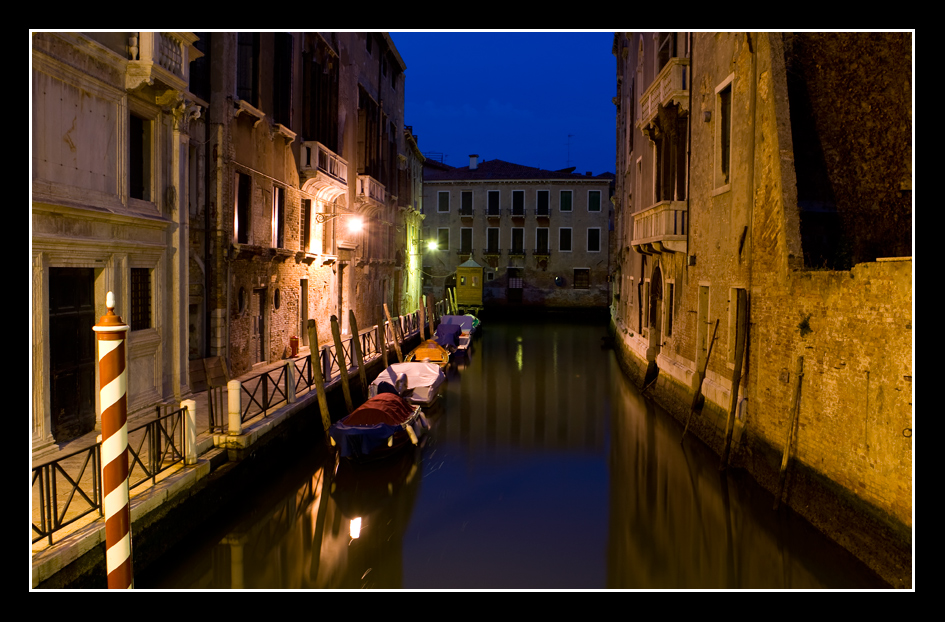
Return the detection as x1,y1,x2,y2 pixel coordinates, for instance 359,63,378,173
32,403,189,546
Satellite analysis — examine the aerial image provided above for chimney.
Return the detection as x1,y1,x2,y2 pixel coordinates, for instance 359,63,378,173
586,171,593,177
469,154,479,170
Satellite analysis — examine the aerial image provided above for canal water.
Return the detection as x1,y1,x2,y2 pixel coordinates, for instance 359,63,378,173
140,314,888,589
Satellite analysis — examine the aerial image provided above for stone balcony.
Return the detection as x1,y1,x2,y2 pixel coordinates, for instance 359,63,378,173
300,141,347,202
126,32,200,97
638,57,690,131
631,200,688,254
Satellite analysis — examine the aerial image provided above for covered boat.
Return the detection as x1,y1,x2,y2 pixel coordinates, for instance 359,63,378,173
439,314,480,336
329,388,429,462
369,362,446,407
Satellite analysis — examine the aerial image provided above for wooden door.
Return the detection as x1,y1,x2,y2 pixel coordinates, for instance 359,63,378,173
48,268,96,441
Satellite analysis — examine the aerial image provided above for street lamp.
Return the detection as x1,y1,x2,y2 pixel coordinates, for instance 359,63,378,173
315,211,364,233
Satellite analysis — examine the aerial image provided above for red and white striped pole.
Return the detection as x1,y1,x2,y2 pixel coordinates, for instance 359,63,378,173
93,291,134,589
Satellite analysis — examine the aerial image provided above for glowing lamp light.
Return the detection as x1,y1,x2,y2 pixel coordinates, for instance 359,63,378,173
427,240,439,251
347,217,364,234
350,517,362,539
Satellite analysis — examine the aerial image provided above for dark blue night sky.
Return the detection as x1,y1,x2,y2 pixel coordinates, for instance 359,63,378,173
392,31,617,177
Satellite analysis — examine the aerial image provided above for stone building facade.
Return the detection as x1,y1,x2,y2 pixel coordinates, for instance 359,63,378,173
199,32,421,379
422,156,613,309
32,31,424,450
611,32,912,586
32,32,204,450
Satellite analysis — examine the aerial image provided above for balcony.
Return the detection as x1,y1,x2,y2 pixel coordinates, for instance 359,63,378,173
126,32,200,95
485,207,502,219
509,247,527,258
631,200,688,255
356,174,388,211
639,57,690,131
534,207,551,219
460,207,474,219
300,141,347,202
483,246,501,257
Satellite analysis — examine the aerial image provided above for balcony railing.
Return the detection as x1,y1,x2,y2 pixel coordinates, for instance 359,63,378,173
483,246,501,255
631,200,688,254
357,174,388,206
301,141,348,185
486,207,502,218
639,57,690,129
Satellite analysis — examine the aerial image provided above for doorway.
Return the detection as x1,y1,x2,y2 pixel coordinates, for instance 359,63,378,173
48,268,97,441
252,288,266,365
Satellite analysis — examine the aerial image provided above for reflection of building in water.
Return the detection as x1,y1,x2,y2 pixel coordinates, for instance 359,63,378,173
435,320,608,452
606,359,887,588
165,444,424,589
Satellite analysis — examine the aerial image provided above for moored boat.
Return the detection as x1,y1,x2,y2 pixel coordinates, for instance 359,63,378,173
328,388,430,462
369,362,446,407
404,338,451,369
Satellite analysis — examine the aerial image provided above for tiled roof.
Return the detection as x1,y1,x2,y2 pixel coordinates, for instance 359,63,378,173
424,158,612,182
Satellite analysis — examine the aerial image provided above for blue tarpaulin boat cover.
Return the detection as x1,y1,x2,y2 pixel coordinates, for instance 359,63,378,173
435,323,462,348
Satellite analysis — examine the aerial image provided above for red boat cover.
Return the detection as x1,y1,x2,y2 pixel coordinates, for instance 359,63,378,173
343,393,415,427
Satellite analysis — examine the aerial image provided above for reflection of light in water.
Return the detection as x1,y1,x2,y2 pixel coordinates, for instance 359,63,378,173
516,335,523,371
350,517,361,539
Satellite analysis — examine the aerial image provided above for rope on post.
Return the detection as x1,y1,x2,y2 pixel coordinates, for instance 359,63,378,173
93,291,134,589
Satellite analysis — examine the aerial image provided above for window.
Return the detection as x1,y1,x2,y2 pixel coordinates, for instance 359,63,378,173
272,186,285,248
460,227,473,254
588,190,601,212
716,74,734,188
536,190,550,216
129,113,151,201
511,228,525,254
587,227,601,252
235,172,251,244
667,282,675,337
438,191,450,213
487,190,500,215
272,33,293,127
486,227,500,254
536,228,549,254
574,268,590,289
512,190,525,216
303,39,339,152
437,227,449,251
130,268,151,331
461,191,473,215
559,227,572,252
237,33,259,105
560,190,572,212
302,198,312,252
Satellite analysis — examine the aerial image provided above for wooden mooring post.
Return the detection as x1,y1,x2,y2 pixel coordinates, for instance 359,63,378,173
384,303,403,363
306,320,332,432
329,315,354,414
774,356,804,510
348,310,368,400
681,319,719,444
720,289,748,471
426,294,436,338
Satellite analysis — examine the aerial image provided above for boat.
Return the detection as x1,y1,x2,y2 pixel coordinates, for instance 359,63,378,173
368,362,446,407
328,387,430,462
440,314,480,337
404,338,451,369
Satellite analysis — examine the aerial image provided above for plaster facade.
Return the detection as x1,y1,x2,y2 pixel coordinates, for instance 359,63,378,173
422,156,613,310
611,32,912,586
32,32,203,450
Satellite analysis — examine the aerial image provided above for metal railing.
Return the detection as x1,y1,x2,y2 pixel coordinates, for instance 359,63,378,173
32,403,188,546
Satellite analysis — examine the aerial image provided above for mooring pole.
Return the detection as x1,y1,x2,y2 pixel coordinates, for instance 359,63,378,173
93,291,134,589
348,309,368,400
774,356,805,510
330,315,354,414
426,294,436,338
720,289,748,471
306,320,332,432
681,319,719,444
384,304,403,363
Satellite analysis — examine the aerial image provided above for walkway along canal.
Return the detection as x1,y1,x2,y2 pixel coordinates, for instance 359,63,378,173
136,313,888,589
